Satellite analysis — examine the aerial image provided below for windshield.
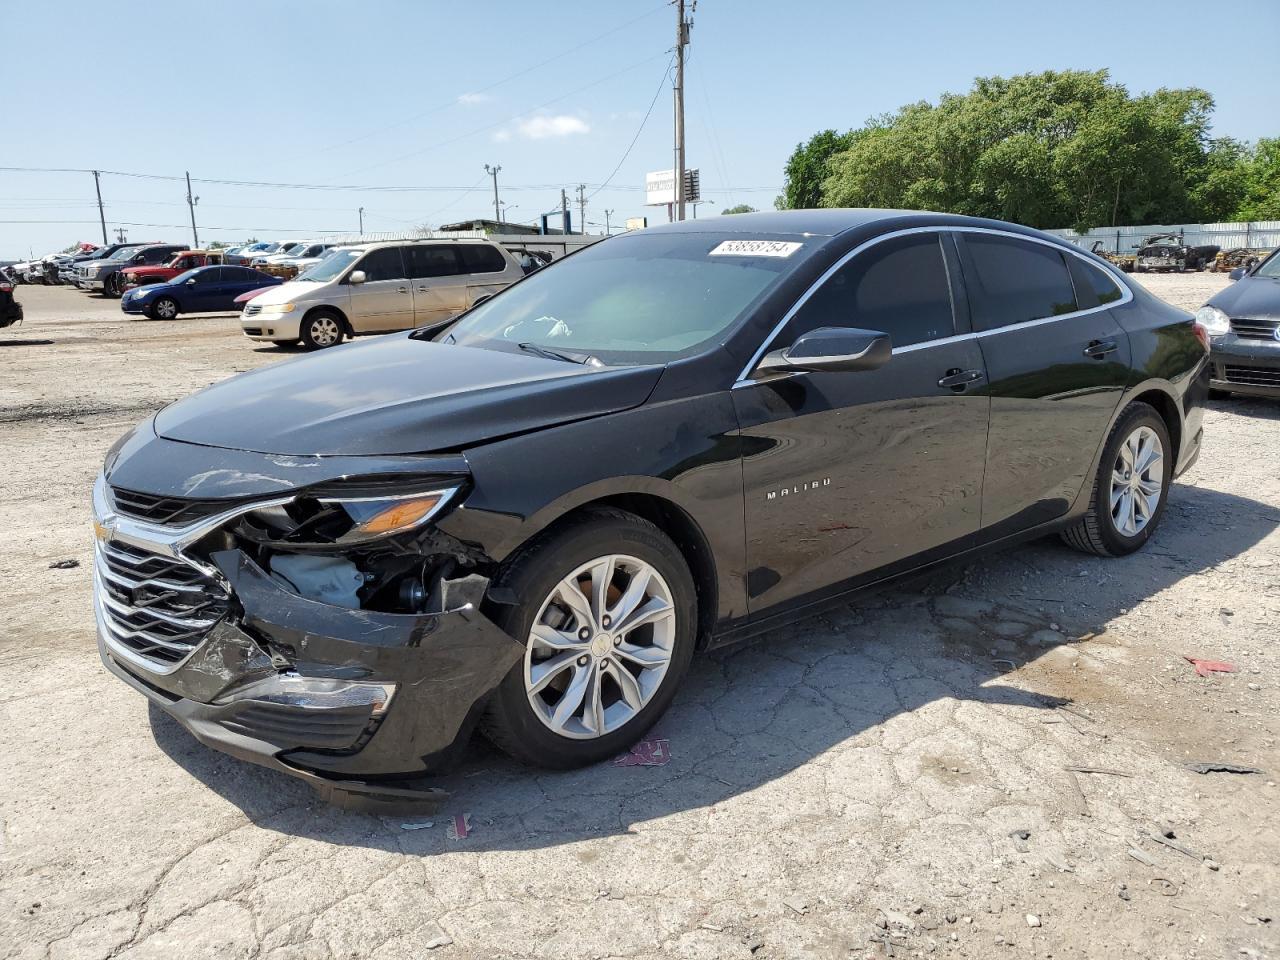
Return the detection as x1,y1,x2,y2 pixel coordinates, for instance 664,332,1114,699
1254,250,1280,279
170,268,203,285
107,246,143,261
276,243,305,257
296,249,360,282
438,233,810,363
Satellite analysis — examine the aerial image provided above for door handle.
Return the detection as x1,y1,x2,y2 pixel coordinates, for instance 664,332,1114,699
1083,339,1118,359
397,286,409,294
937,368,985,391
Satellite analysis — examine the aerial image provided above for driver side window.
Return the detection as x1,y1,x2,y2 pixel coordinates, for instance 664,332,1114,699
787,234,956,349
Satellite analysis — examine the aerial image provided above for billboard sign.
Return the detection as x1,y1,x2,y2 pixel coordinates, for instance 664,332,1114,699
645,169,701,206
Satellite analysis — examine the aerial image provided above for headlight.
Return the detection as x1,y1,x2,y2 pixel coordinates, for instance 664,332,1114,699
1194,305,1230,336
258,302,296,314
243,485,462,546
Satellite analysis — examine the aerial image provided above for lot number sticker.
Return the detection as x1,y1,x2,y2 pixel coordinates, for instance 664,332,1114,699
709,240,803,258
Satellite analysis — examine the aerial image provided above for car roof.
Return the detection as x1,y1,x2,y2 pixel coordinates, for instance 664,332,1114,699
638,208,1075,248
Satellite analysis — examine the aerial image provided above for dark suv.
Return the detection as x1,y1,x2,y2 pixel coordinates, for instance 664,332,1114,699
0,273,21,328
92,210,1210,803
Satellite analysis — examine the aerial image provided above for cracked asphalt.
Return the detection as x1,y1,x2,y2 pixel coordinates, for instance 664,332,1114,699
2,277,1277,960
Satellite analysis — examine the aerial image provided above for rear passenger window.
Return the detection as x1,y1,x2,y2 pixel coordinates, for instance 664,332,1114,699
357,248,407,282
789,234,955,348
1067,256,1123,308
457,244,507,274
962,235,1078,329
407,245,463,279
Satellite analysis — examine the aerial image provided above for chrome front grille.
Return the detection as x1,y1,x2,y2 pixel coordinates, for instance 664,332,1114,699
94,539,229,670
243,304,262,317
110,486,243,527
1229,318,1280,340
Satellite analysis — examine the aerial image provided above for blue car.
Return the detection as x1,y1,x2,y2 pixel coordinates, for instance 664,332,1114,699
122,266,282,320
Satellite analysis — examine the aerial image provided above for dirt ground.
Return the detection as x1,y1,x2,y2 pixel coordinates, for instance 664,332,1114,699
1,276,1276,960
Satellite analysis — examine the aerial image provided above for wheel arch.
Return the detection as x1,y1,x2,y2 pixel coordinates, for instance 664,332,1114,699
491,484,720,650
1128,385,1182,465
302,303,352,337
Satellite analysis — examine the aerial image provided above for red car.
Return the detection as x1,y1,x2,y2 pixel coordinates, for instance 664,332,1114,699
121,250,224,290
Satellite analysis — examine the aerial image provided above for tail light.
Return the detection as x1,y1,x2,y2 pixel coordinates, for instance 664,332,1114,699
0,282,12,293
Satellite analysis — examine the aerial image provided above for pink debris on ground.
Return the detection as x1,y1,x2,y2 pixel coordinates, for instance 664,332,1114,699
614,739,671,766
1183,655,1237,678
447,813,471,840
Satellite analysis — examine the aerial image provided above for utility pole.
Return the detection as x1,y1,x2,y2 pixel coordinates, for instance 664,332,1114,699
91,170,108,246
114,226,128,244
184,171,200,248
673,0,693,222
576,184,587,236
560,188,569,234
485,164,502,223
604,209,614,235
358,207,364,235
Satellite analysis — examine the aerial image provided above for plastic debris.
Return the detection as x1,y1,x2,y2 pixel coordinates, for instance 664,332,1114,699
1064,766,1133,777
1183,655,1236,677
447,813,471,841
1026,914,1041,927
399,821,434,831
1186,761,1263,775
424,934,454,950
48,559,79,569
1128,847,1157,867
613,738,671,766
1150,830,1207,862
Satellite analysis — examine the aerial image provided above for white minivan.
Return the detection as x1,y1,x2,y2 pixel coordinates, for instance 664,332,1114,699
240,238,526,349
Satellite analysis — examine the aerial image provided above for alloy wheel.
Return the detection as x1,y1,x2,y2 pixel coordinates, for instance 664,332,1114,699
308,316,340,347
155,299,177,320
523,554,676,740
1110,425,1164,537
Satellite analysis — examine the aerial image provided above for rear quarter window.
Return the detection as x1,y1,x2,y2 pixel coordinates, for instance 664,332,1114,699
457,244,508,274
1067,255,1124,308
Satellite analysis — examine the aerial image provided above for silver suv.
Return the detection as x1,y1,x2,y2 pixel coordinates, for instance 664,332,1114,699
240,238,526,349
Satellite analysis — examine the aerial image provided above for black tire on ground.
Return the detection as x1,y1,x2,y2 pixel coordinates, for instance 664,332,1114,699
104,274,122,298
1061,402,1173,558
147,297,179,321
481,508,698,768
299,309,345,350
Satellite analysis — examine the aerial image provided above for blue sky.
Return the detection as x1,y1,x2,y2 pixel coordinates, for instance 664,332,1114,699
2,0,1277,259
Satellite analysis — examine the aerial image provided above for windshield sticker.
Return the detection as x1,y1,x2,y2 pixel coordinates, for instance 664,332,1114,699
709,240,803,258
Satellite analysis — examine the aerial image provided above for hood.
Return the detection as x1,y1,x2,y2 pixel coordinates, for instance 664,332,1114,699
153,334,664,456
245,280,308,305
1209,276,1280,321
123,264,171,277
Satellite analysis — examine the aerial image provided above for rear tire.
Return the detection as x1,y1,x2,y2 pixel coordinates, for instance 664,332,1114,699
481,509,697,768
299,309,344,350
1061,403,1172,557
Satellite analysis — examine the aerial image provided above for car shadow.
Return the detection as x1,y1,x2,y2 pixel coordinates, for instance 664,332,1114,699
1210,394,1280,420
148,482,1274,852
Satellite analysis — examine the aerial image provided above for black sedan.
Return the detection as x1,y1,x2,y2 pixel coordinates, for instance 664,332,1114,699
91,210,1209,802
1198,247,1280,397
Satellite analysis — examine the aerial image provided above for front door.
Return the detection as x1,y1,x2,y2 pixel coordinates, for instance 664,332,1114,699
346,246,414,332
954,232,1131,536
734,231,991,615
183,267,229,312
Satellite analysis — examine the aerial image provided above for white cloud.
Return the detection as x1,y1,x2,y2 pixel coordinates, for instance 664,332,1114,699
492,129,511,143
457,92,491,106
516,114,590,140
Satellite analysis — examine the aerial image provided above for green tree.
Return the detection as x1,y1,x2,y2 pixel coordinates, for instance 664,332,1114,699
776,129,858,209
720,204,758,215
1233,138,1280,221
816,70,1251,230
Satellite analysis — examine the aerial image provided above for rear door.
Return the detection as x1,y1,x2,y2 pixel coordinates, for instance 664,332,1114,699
346,246,414,332
954,231,1131,536
457,243,518,308
734,231,991,615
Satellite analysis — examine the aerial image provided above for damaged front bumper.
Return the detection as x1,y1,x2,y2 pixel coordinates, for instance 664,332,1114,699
91,474,523,804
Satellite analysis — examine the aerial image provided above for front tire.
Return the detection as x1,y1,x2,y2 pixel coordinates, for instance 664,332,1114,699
482,509,697,768
147,297,179,321
1061,403,1172,557
299,309,344,350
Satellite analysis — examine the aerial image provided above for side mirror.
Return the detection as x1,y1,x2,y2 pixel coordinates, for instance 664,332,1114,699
186,278,197,285
1228,267,1246,281
348,270,367,285
754,326,892,377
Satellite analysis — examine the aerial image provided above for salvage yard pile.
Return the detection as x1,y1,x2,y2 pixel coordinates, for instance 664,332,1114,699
1,272,1277,960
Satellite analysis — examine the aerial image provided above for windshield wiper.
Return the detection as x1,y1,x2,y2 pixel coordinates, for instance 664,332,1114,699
517,341,598,365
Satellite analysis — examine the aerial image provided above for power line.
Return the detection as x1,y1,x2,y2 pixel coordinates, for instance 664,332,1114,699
311,2,669,155
587,55,674,202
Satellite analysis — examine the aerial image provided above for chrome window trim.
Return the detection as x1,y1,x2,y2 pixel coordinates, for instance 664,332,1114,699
733,225,1133,387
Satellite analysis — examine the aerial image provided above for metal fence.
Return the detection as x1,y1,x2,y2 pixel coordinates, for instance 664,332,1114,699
1046,221,1280,254
299,229,603,261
